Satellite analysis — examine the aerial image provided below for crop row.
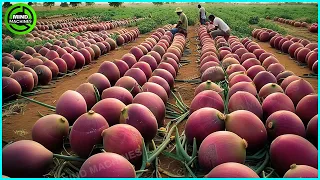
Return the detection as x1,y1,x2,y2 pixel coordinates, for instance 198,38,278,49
2,24,193,178
36,16,100,26
34,18,139,32
272,17,318,33
2,18,144,53
3,27,140,101
252,28,318,74
180,25,318,177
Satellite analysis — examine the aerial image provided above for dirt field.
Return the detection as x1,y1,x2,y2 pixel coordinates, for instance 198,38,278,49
2,25,318,177
256,41,318,93
266,19,318,42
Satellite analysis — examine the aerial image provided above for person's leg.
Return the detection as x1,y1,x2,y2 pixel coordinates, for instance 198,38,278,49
223,30,231,41
177,28,187,38
170,28,179,36
210,29,226,39
200,18,205,25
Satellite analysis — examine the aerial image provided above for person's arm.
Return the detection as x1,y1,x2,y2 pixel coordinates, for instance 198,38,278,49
178,15,185,29
213,19,219,30
176,20,182,28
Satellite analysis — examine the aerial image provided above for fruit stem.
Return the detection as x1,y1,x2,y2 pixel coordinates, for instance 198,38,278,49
175,126,191,162
184,162,196,178
148,112,189,163
254,152,269,174
136,139,149,177
53,154,86,162
171,91,188,112
93,85,101,102
17,94,56,110
191,137,197,159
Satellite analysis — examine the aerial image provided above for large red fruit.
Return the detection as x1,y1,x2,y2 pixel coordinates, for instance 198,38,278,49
198,131,247,171
270,134,317,175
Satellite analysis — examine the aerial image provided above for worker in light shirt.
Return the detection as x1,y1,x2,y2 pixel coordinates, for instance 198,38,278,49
208,14,231,40
198,4,206,25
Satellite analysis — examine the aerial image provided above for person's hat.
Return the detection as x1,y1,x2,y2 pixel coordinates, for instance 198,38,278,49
175,7,183,13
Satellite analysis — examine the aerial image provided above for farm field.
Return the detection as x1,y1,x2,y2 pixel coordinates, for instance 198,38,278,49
2,2,318,178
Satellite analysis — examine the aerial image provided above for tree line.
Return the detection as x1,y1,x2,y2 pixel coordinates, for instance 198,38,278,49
3,2,177,8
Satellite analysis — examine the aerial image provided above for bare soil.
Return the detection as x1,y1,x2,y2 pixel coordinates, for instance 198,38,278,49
255,40,318,93
2,32,150,143
266,19,318,42
2,25,318,177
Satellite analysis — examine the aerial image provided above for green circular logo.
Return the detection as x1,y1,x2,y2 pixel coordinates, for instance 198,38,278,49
4,3,37,35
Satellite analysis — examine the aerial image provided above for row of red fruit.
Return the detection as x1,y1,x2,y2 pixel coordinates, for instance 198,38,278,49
272,17,317,33
3,18,143,42
252,28,318,73
194,24,317,177
3,28,140,101
3,24,188,178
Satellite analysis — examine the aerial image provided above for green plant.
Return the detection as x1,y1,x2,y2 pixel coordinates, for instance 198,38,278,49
152,2,163,6
3,2,12,8
249,16,259,24
43,2,54,8
137,18,157,34
60,2,68,7
108,2,123,7
70,2,81,7
85,2,94,6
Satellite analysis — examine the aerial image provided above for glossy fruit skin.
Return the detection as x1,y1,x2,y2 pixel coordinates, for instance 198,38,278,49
306,115,318,147
133,92,165,127
258,83,284,100
262,93,295,119
101,86,133,105
198,131,247,171
195,80,224,98
225,110,267,151
87,73,111,94
201,66,225,83
55,90,87,125
283,164,318,178
266,110,306,140
75,83,98,110
32,114,69,151
102,124,143,164
132,61,153,79
141,82,168,104
2,140,53,177
228,91,263,119
120,103,158,141
205,162,259,178
98,61,120,85
270,134,318,176
34,65,52,85
69,111,109,158
148,76,171,96
2,77,22,101
91,98,126,126
253,71,277,91
190,90,224,114
115,76,142,97
185,108,225,144
124,68,147,86
10,71,34,92
79,152,136,178
295,94,318,125
285,79,315,106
